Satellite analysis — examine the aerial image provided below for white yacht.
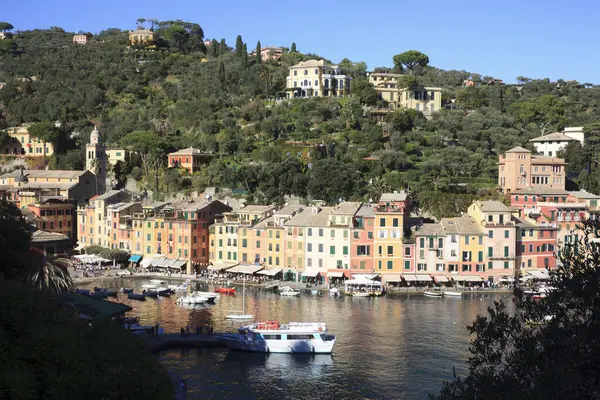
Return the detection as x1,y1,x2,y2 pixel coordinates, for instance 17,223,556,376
192,291,219,302
220,321,336,354
279,286,300,296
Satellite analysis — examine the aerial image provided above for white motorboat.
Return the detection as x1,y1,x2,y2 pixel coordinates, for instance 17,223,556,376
424,291,442,298
150,279,165,285
329,287,340,297
279,286,300,296
193,291,219,302
226,274,254,320
219,321,336,354
176,295,208,305
444,291,463,297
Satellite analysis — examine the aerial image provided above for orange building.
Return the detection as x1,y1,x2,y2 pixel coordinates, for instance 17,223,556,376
26,198,76,240
168,148,213,174
498,147,566,194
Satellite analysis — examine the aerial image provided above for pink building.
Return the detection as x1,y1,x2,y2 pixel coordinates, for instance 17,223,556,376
250,46,283,61
350,204,375,274
498,147,566,194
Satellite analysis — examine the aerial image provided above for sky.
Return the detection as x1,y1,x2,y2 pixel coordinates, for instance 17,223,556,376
4,0,600,84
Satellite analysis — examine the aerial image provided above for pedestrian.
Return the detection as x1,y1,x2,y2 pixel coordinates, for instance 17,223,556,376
180,327,185,337
155,323,160,337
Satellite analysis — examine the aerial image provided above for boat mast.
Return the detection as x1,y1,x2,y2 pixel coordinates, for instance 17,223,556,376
242,273,246,315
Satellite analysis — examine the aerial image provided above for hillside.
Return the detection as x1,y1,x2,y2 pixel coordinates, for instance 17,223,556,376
1,21,600,217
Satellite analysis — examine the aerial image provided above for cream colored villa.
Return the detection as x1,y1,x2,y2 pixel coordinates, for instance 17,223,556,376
286,60,352,98
368,72,442,116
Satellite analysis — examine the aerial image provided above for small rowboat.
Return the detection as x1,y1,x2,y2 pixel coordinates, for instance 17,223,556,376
424,291,442,298
444,291,463,298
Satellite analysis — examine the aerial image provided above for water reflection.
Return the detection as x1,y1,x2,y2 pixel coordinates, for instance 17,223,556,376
81,278,505,399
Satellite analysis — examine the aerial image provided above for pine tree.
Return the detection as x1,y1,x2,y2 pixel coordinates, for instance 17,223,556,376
242,43,248,69
255,41,262,64
220,38,226,55
235,35,243,58
218,62,226,85
291,42,297,53
210,39,218,57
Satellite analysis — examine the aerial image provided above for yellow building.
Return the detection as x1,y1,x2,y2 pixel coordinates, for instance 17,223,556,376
440,216,486,280
209,205,276,268
368,72,442,116
286,59,352,98
105,148,128,166
129,29,154,45
373,191,410,279
2,125,55,156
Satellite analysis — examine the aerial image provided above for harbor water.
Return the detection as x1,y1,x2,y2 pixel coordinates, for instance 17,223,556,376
81,279,505,400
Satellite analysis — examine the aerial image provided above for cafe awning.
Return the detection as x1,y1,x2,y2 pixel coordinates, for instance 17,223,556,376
527,269,550,280
352,274,380,280
147,257,187,270
327,271,348,278
416,274,432,282
207,262,238,271
453,275,483,282
385,276,403,283
402,274,419,282
432,275,449,283
128,254,142,263
228,264,264,274
256,268,282,276
302,268,322,278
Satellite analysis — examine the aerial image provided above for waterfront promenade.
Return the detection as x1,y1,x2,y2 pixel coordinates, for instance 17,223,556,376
74,270,512,295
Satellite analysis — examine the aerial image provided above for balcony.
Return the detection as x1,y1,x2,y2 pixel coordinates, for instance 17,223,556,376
484,221,515,227
490,253,516,260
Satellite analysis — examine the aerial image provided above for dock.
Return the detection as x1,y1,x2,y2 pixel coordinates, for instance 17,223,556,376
144,333,227,352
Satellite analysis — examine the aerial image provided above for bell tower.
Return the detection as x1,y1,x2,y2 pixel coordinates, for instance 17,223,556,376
86,126,106,194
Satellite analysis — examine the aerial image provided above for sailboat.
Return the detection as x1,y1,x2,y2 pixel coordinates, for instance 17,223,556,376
225,273,253,320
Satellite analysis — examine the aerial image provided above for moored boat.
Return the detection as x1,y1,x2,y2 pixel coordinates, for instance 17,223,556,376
120,287,134,294
176,295,208,305
279,286,300,296
150,279,165,285
219,321,336,354
141,284,158,290
128,293,146,301
329,287,340,297
89,291,108,298
424,291,442,298
143,291,158,298
444,291,463,298
215,287,236,294
75,289,90,295
93,287,107,292
193,291,219,302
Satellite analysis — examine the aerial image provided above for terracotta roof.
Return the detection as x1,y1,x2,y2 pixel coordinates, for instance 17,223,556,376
474,200,511,213
168,147,212,156
440,216,484,235
505,146,531,153
0,170,88,179
379,191,408,202
330,202,362,215
31,229,70,243
514,186,568,195
529,132,578,142
415,223,445,236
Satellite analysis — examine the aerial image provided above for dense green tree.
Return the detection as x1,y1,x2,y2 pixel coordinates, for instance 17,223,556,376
0,22,14,32
242,43,248,69
0,282,174,399
509,94,567,134
219,38,227,55
0,199,32,280
434,219,600,400
28,121,59,160
255,40,262,64
235,35,243,57
290,42,297,53
210,38,218,57
393,50,430,74
120,131,168,175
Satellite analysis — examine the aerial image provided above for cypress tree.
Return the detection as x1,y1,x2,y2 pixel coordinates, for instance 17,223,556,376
242,43,248,69
210,39,218,57
255,41,262,64
291,42,297,53
219,62,226,85
235,35,243,58
220,38,226,55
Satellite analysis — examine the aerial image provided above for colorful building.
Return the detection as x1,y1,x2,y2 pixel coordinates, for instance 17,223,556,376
515,216,557,272
167,147,213,174
498,147,566,194
2,125,54,156
350,204,375,274
374,191,409,281
26,198,76,240
286,59,352,98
